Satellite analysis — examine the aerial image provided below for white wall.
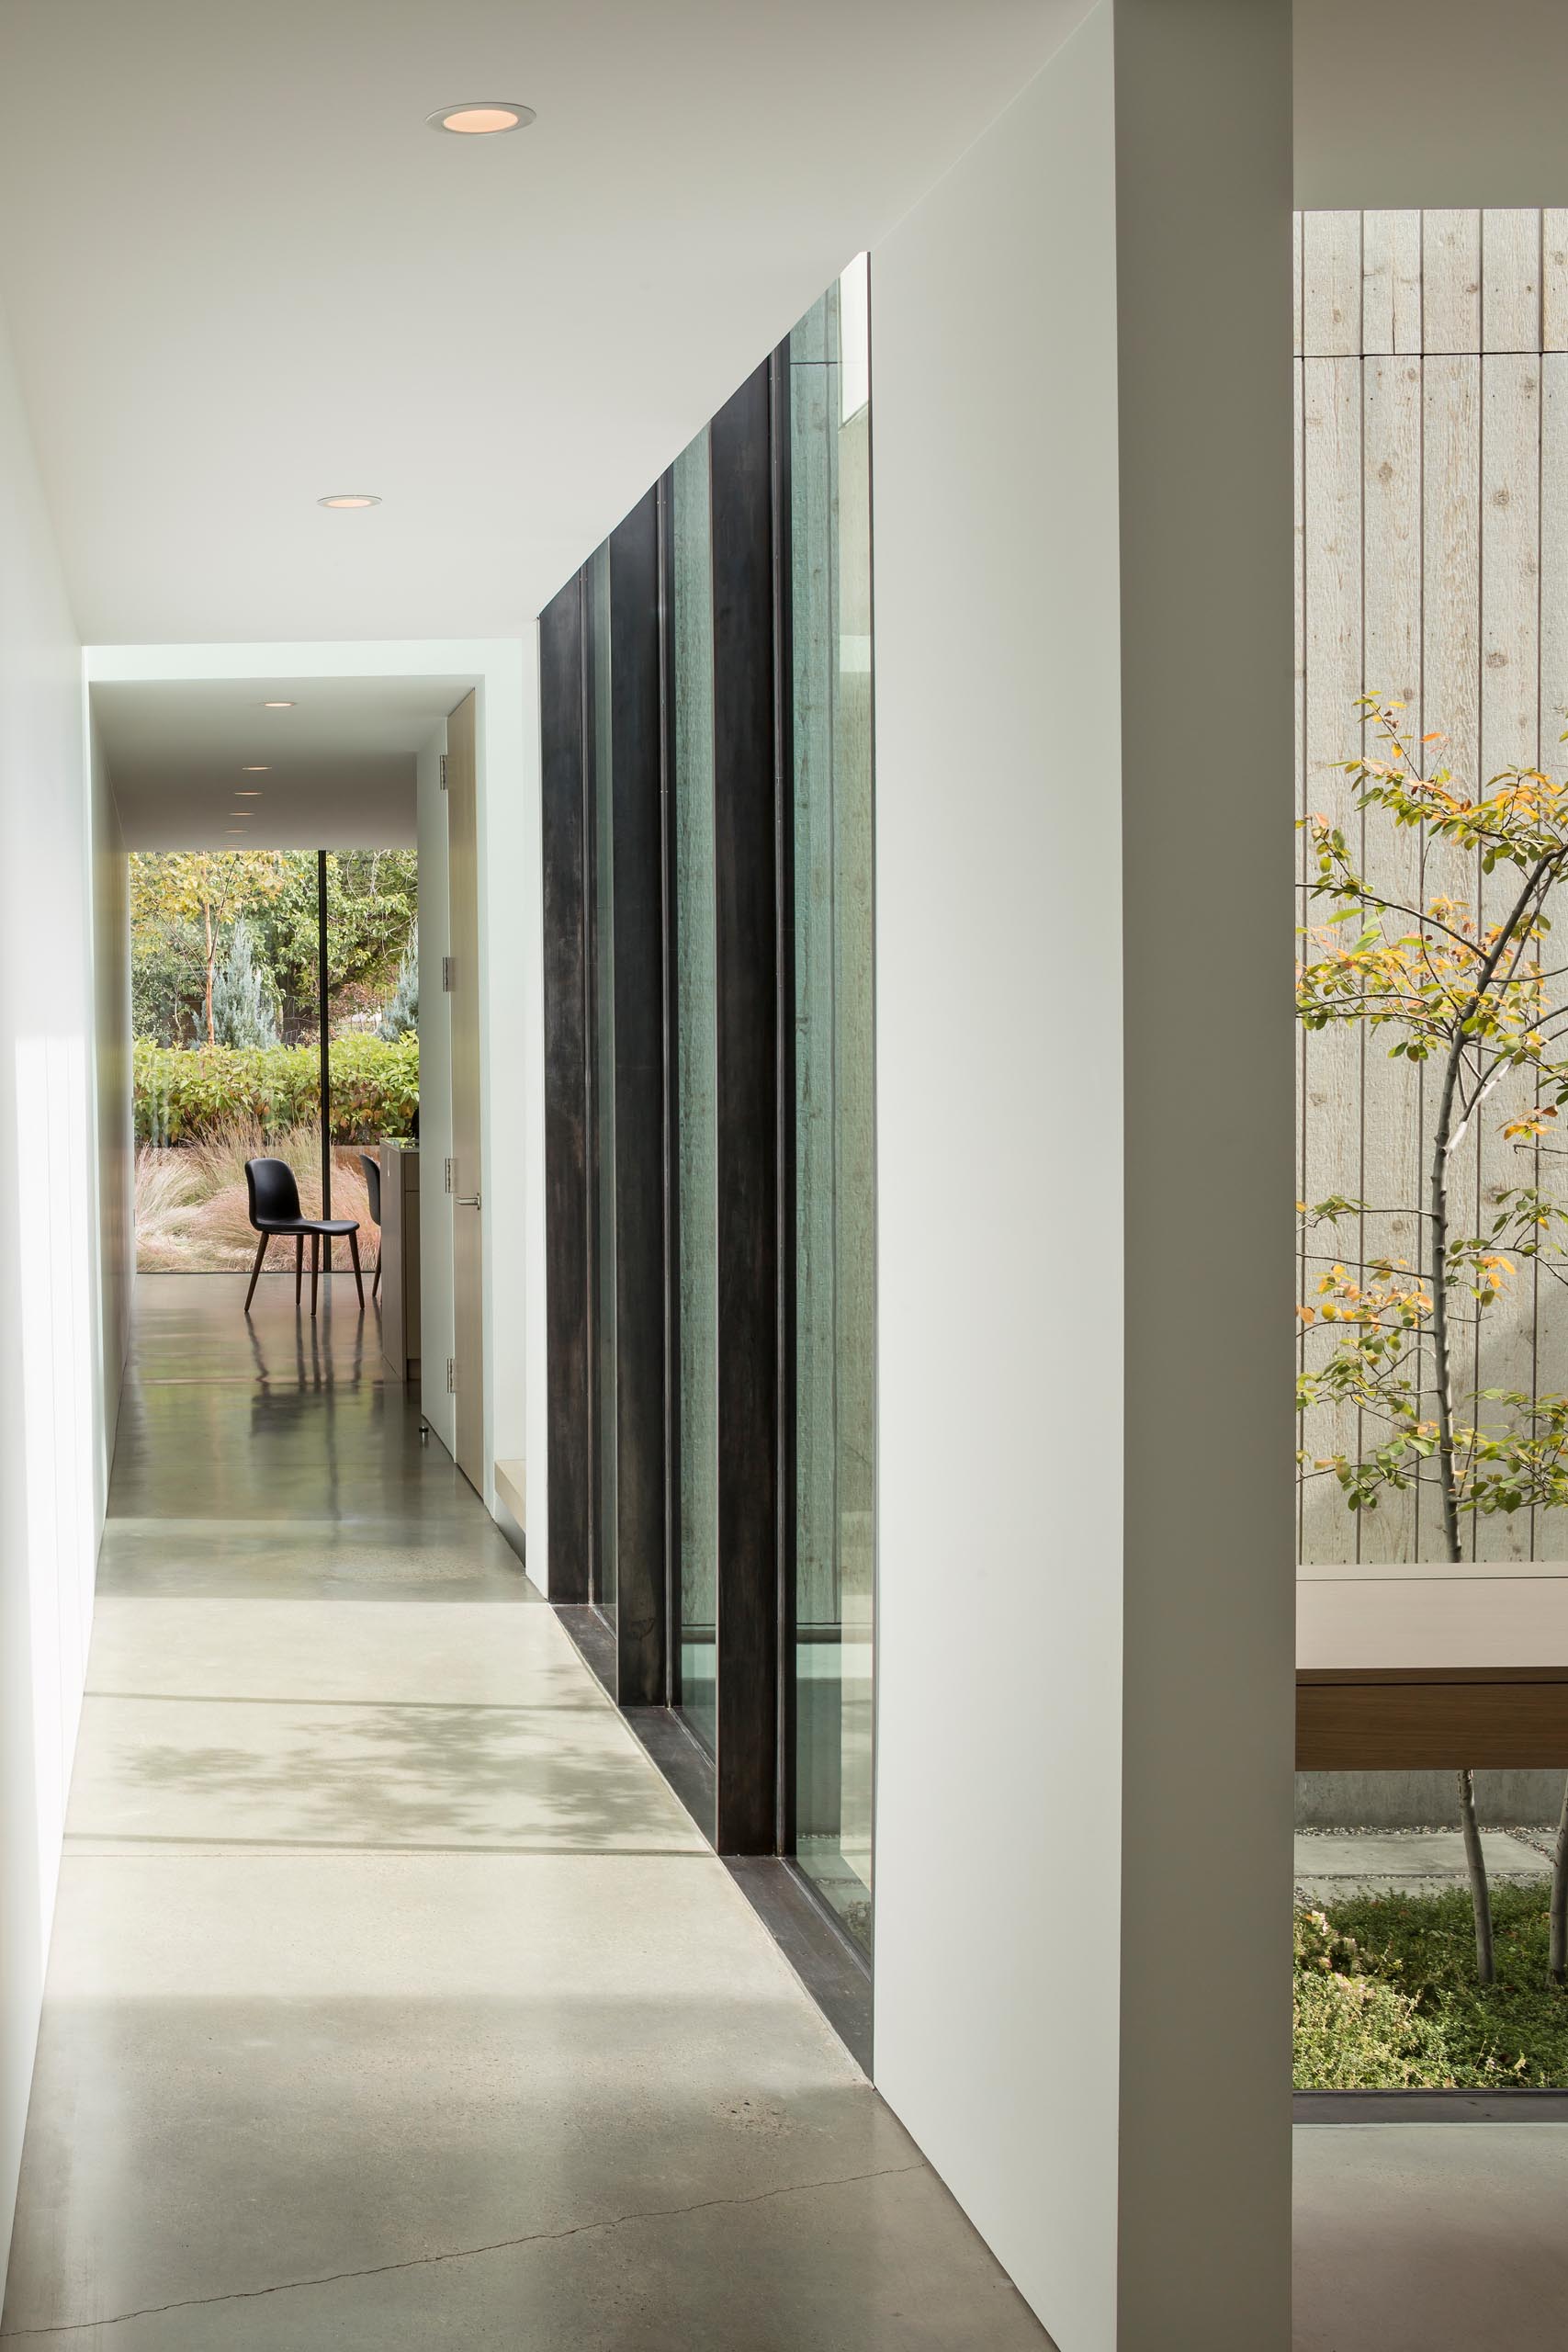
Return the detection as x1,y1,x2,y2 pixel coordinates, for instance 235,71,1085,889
412,644,542,1508
89,719,132,1506
0,300,98,2288
870,4,1293,2346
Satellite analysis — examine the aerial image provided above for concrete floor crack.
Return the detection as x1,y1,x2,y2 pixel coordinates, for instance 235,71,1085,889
0,2160,930,2338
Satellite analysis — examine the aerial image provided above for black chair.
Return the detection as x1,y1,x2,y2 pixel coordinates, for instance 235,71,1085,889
243,1157,363,1316
359,1151,383,1301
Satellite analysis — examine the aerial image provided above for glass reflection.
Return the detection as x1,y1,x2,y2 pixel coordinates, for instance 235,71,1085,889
790,257,875,1950
672,425,718,1752
590,541,618,1617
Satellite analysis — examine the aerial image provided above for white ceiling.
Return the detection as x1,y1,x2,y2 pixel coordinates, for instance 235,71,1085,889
91,675,468,847
0,0,1089,646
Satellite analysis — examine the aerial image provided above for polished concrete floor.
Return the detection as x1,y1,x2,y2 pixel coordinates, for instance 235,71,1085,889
0,1274,1047,2348
1294,2125,1568,2350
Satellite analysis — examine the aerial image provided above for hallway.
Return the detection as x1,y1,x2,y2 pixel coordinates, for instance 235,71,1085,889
0,1276,1042,2348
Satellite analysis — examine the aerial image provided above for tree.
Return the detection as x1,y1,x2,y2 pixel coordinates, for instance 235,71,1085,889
211,916,278,1049
247,850,417,1039
1299,697,1568,1985
130,909,209,1044
380,922,418,1040
130,852,287,1047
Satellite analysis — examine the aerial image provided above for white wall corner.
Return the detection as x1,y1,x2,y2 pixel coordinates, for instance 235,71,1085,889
870,3,1295,2345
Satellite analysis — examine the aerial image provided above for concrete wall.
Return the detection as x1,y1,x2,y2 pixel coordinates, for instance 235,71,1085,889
1298,1770,1563,1827
869,5,1293,2345
0,299,97,2288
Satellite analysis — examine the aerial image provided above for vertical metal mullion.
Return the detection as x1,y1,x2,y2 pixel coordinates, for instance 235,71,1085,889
317,849,332,1246
540,569,594,1602
711,357,782,1854
772,341,798,1858
582,568,604,1616
659,470,683,1711
607,489,668,1705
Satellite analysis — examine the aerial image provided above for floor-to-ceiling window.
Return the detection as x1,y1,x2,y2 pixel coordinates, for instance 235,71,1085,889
671,424,719,1753
789,257,875,1951
538,254,875,1994
130,846,418,1276
589,541,619,1620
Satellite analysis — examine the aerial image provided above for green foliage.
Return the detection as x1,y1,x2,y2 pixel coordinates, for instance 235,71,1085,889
211,918,278,1050
1297,698,1568,1524
134,1035,418,1145
130,910,209,1046
1295,1883,1568,2088
1293,1908,1448,2087
247,850,418,1035
130,850,418,1049
380,921,419,1040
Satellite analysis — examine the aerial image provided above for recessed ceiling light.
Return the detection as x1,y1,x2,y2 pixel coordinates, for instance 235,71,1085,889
318,493,380,509
261,700,294,709
427,100,535,135
235,789,262,797
241,765,269,773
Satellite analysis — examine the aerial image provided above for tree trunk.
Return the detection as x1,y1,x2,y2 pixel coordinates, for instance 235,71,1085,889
1456,1769,1495,1984
203,899,216,1048
1431,1034,1495,1981
1551,1777,1568,1984
1426,854,1565,1985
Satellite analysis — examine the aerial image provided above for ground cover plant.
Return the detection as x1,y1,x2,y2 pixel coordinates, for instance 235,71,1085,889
1294,1883,1568,2088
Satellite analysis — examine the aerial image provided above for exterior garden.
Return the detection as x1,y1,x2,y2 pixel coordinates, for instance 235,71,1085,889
132,849,418,1271
1292,205,1568,2091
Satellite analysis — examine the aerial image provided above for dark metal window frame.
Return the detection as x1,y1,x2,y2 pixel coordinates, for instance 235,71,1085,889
538,339,872,2062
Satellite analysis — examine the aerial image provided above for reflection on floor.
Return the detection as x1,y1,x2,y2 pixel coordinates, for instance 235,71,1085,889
0,1274,1047,2349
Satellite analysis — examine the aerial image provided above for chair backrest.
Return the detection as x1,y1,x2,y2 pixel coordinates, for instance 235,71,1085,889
245,1157,302,1227
359,1151,382,1223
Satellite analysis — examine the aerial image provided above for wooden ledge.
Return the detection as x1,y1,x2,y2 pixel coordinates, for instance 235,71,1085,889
1296,1569,1568,1769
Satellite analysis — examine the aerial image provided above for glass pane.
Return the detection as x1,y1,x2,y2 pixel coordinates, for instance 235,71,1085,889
323,849,421,1292
791,258,875,1951
590,541,619,1616
672,426,718,1754
130,848,419,1286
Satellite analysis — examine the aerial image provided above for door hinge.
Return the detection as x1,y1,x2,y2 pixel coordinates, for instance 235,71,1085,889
446,1356,457,1394
442,954,455,992
439,754,448,791
444,1156,455,1194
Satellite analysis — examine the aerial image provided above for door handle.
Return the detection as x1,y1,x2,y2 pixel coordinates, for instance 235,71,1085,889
457,1193,482,1209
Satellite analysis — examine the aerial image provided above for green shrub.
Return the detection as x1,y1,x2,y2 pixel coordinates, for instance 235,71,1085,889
1294,1884,1568,2088
134,1035,418,1145
1292,1909,1449,2088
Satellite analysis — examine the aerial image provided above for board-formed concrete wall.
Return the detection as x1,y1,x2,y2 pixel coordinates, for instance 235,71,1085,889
1297,208,1568,1569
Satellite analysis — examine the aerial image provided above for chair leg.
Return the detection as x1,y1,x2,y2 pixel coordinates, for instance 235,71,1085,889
243,1233,268,1313
372,1248,381,1302
310,1230,320,1317
348,1229,365,1309
295,1233,304,1306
